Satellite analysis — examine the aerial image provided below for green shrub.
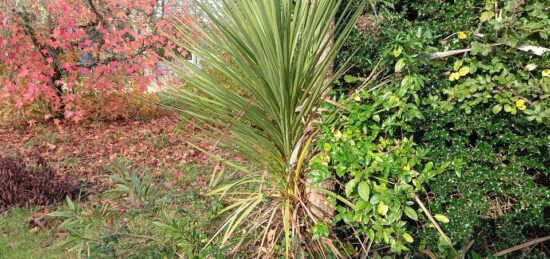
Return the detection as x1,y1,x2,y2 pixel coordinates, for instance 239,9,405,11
320,0,549,257
313,88,449,254
415,107,549,256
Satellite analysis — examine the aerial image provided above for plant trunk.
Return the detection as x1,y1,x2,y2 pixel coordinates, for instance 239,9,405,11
50,56,65,119
306,21,335,221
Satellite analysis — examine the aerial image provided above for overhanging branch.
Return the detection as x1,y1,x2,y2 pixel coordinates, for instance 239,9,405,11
429,43,548,59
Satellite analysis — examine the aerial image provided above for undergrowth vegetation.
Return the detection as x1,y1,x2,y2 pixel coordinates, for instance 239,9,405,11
46,158,226,258
0,91,167,127
311,0,549,257
0,154,79,211
1,0,548,258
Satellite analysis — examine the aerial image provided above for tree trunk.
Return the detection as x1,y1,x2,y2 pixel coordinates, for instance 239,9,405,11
50,61,65,119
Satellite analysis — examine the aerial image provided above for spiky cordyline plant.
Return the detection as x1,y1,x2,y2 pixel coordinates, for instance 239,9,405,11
162,0,365,257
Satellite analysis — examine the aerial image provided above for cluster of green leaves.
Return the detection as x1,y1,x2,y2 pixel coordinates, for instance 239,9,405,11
312,87,450,252
415,107,549,256
48,197,113,257
423,0,550,123
103,158,156,207
323,0,549,257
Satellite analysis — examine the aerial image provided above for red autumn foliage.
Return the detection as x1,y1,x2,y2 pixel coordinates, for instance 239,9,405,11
0,0,194,122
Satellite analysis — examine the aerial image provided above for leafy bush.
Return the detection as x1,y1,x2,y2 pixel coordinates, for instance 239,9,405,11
0,0,181,122
314,93,451,254
416,107,549,256
319,0,549,257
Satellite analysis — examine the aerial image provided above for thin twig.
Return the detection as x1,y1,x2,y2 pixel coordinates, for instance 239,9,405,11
347,59,382,101
495,236,550,256
361,238,373,259
323,98,350,111
370,3,378,17
428,42,549,59
461,240,474,259
420,248,437,259
438,32,458,44
413,194,454,249
350,225,368,259
428,43,503,59
520,243,539,259
367,78,390,93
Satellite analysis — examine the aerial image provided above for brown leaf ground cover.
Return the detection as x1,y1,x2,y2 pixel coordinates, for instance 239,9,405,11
0,115,210,193
0,115,233,257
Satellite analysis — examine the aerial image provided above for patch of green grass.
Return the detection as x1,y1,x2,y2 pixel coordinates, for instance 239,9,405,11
0,208,71,259
61,157,81,172
24,131,68,148
149,133,171,150
174,163,207,185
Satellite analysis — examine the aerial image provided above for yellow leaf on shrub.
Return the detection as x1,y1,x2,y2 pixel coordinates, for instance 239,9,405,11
453,60,463,71
333,129,342,140
543,69,550,77
402,233,414,243
525,64,537,71
434,214,450,223
395,58,406,73
449,72,460,81
457,31,467,40
458,66,470,76
377,202,389,216
480,11,495,22
516,99,527,111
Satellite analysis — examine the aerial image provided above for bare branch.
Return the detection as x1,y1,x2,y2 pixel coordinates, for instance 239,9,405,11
428,43,548,59
495,236,550,257
80,43,150,69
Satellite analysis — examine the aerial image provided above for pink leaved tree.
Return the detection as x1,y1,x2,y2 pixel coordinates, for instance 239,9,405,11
0,0,193,122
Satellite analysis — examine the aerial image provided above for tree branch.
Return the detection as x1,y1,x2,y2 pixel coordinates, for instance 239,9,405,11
86,0,106,25
78,20,99,29
15,10,47,58
428,43,549,59
80,42,151,69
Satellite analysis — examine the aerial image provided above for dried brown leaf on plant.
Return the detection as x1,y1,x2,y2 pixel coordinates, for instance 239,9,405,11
0,154,79,211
